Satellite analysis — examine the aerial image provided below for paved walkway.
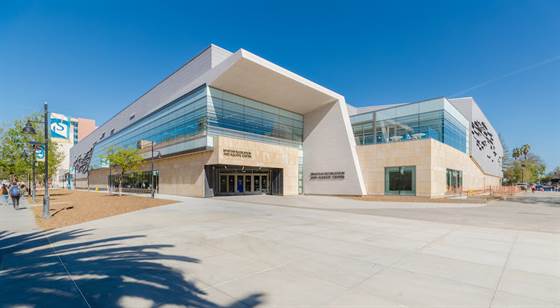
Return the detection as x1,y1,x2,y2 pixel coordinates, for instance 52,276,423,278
220,194,486,210
1,194,558,307
0,197,38,233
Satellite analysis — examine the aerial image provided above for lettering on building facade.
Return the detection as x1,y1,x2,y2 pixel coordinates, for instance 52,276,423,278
309,171,345,180
223,149,252,158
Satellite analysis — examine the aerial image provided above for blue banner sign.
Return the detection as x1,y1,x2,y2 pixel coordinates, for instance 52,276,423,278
35,145,45,162
50,113,70,140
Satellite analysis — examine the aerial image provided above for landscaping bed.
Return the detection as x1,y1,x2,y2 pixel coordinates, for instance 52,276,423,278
32,190,175,230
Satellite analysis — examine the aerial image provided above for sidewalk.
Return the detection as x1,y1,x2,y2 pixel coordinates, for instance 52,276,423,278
0,197,88,307
0,197,38,233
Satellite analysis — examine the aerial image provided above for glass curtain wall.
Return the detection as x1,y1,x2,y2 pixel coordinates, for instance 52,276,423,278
207,87,303,148
90,86,208,169
350,99,468,153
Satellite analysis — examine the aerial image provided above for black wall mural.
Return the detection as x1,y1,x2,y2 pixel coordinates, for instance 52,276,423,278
471,120,502,165
72,147,93,175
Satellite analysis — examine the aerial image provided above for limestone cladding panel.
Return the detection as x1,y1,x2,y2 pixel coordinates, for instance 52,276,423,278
215,136,300,195
430,139,501,196
85,150,215,197
356,139,501,198
357,140,432,197
145,151,214,197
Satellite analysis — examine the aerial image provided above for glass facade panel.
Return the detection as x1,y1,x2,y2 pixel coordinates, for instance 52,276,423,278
91,86,208,169
109,170,159,193
350,99,468,153
207,87,303,148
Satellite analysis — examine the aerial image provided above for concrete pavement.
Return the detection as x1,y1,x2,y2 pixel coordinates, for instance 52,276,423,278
0,196,37,233
1,194,559,307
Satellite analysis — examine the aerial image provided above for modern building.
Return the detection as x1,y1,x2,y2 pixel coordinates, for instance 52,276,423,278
70,44,503,198
50,113,96,188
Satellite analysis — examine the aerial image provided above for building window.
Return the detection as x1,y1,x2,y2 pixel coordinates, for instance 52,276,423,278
109,170,159,193
385,166,416,196
446,168,463,194
129,114,135,120
350,99,467,153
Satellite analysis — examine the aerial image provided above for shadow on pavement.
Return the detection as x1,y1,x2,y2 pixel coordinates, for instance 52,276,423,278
0,229,264,307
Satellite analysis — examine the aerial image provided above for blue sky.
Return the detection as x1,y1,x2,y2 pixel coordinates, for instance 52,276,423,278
1,0,559,170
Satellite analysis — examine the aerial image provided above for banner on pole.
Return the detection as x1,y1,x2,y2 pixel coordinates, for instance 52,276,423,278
35,145,45,162
49,113,70,140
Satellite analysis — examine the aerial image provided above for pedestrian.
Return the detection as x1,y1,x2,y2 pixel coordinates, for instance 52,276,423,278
9,182,21,209
1,184,9,205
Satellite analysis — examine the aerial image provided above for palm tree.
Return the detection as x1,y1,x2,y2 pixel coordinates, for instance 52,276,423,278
512,148,521,160
520,144,531,160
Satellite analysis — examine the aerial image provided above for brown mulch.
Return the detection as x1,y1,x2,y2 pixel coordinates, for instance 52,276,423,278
348,195,488,204
31,190,176,230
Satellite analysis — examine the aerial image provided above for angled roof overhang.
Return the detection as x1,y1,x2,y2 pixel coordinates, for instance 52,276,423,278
208,49,344,114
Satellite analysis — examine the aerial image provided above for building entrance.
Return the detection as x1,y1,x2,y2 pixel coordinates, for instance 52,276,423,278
205,165,283,196
218,173,269,194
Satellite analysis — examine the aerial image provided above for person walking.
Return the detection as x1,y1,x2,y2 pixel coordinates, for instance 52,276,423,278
1,184,9,205
9,182,21,209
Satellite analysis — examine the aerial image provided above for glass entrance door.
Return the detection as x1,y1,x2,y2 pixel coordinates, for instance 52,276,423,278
385,166,416,195
217,172,270,195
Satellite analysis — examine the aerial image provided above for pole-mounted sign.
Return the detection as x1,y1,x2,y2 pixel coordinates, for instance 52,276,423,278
35,145,46,162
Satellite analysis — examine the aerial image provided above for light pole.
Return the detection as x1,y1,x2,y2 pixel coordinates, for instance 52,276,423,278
32,149,36,202
22,102,50,219
109,161,112,194
150,141,161,198
521,162,526,184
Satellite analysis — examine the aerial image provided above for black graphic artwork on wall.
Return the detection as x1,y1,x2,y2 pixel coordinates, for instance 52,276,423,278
471,120,501,164
72,148,93,175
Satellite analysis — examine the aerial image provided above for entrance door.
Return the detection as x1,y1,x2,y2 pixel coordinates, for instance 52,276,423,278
211,166,277,196
244,175,252,193
227,175,235,193
236,175,244,193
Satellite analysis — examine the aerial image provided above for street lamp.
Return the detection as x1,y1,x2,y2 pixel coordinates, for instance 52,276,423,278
23,120,36,134
22,102,50,219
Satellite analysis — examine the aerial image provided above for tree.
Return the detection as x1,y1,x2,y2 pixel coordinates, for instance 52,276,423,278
503,153,546,184
512,147,521,161
101,147,144,196
520,144,531,160
542,166,560,184
0,114,62,184
552,166,560,178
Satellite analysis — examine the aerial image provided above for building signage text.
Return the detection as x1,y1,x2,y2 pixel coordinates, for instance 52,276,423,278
310,171,345,180
223,149,252,159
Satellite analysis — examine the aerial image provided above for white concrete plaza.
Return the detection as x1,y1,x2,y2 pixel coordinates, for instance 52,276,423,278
1,195,559,307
